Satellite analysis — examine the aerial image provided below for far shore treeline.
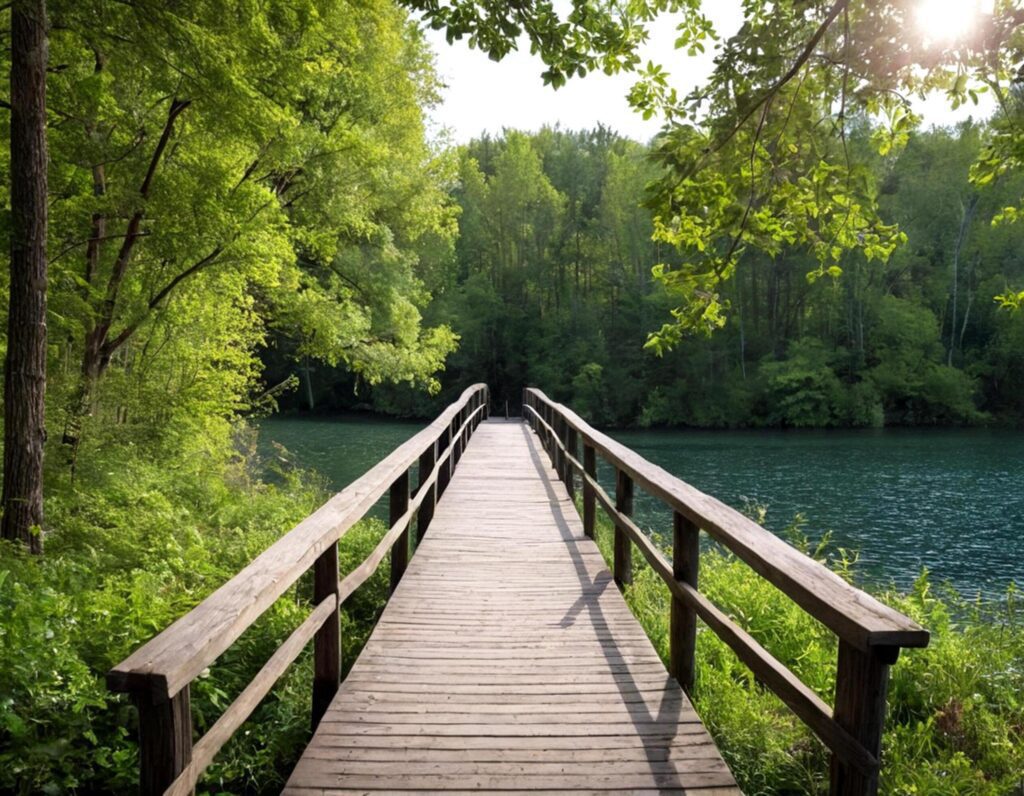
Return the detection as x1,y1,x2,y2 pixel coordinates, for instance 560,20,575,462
275,123,1024,429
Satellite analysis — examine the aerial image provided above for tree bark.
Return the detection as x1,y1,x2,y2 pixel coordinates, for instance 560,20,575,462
2,0,48,552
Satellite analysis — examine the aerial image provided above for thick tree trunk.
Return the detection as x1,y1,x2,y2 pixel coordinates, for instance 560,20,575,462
2,0,48,552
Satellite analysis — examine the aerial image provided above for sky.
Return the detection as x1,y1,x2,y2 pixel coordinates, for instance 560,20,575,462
424,0,997,145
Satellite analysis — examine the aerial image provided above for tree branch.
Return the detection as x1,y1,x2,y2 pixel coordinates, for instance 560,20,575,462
706,0,848,160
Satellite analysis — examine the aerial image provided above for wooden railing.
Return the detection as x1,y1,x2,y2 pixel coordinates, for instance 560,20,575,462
107,384,489,795
523,387,929,796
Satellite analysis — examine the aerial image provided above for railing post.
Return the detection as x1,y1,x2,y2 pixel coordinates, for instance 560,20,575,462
582,443,596,538
556,413,565,482
670,512,699,695
452,415,461,467
134,686,192,795
311,541,340,728
417,442,436,542
830,643,896,796
389,470,410,594
614,468,633,587
437,426,451,497
565,426,578,500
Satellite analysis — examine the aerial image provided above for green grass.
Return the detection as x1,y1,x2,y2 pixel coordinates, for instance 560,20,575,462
585,503,1024,795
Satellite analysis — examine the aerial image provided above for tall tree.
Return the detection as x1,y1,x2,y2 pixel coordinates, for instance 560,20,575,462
2,0,48,552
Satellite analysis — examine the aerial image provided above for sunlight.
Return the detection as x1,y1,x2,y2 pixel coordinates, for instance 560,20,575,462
915,0,984,44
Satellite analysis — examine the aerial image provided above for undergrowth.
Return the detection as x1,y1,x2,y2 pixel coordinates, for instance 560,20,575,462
0,437,389,795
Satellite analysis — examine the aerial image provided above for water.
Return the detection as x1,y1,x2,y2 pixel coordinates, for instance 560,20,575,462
259,417,1023,597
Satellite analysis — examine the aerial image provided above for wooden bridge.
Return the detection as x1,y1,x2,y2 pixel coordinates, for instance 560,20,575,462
108,385,929,795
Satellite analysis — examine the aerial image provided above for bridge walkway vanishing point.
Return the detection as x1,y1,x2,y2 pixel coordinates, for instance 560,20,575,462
108,385,930,796
283,419,739,794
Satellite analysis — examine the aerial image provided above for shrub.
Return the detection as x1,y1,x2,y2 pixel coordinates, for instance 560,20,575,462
0,443,389,794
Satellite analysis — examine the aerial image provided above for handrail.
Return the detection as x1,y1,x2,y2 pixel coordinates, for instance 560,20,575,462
523,387,928,796
109,384,489,795
524,389,926,651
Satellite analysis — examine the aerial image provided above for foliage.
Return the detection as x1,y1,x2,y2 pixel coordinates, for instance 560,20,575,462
330,125,1024,429
0,436,388,794
586,502,1024,795
627,0,1024,345
0,0,461,470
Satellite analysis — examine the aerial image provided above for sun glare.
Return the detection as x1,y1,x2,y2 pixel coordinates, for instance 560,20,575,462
914,0,984,45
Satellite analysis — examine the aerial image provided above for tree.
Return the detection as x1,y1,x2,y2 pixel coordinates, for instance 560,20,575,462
2,0,48,552
40,0,459,465
627,0,1024,347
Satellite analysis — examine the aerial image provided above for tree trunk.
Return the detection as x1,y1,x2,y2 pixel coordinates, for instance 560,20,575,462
2,0,48,553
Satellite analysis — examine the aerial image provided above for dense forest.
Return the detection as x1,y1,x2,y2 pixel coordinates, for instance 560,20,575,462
1,0,1023,793
289,122,1024,428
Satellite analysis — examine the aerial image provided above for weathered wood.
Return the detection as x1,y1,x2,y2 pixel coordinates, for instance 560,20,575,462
671,511,699,695
830,642,896,795
584,472,877,776
583,444,596,539
165,597,336,796
614,468,633,588
389,470,410,593
565,427,578,500
523,388,928,653
416,443,436,541
107,384,486,702
311,543,340,729
437,426,452,497
134,686,192,796
283,421,739,794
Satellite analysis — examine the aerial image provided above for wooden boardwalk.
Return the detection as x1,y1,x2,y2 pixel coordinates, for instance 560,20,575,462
109,385,927,796
283,419,739,794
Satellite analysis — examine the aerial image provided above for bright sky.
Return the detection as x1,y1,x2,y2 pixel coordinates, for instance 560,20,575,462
424,0,996,145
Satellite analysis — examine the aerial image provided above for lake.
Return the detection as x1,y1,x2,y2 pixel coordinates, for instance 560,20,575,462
259,416,1023,597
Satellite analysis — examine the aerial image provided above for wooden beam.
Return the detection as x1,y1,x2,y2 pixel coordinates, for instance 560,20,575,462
134,685,192,795
108,385,488,702
830,642,895,795
582,444,596,539
670,512,699,695
565,427,578,500
522,389,928,652
417,443,436,542
311,543,340,729
614,469,633,588
389,470,410,594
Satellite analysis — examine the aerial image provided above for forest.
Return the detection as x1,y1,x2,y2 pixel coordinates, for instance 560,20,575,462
0,0,1022,794
295,122,1024,428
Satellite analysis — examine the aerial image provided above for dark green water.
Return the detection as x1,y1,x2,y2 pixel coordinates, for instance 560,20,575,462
259,417,1023,597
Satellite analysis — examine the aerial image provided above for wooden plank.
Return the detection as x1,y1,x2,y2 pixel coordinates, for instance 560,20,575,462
284,420,740,794
524,389,928,651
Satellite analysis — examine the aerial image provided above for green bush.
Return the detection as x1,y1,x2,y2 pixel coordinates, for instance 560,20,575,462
0,440,389,794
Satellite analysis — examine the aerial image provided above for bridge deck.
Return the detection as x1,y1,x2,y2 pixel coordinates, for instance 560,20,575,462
284,419,739,794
